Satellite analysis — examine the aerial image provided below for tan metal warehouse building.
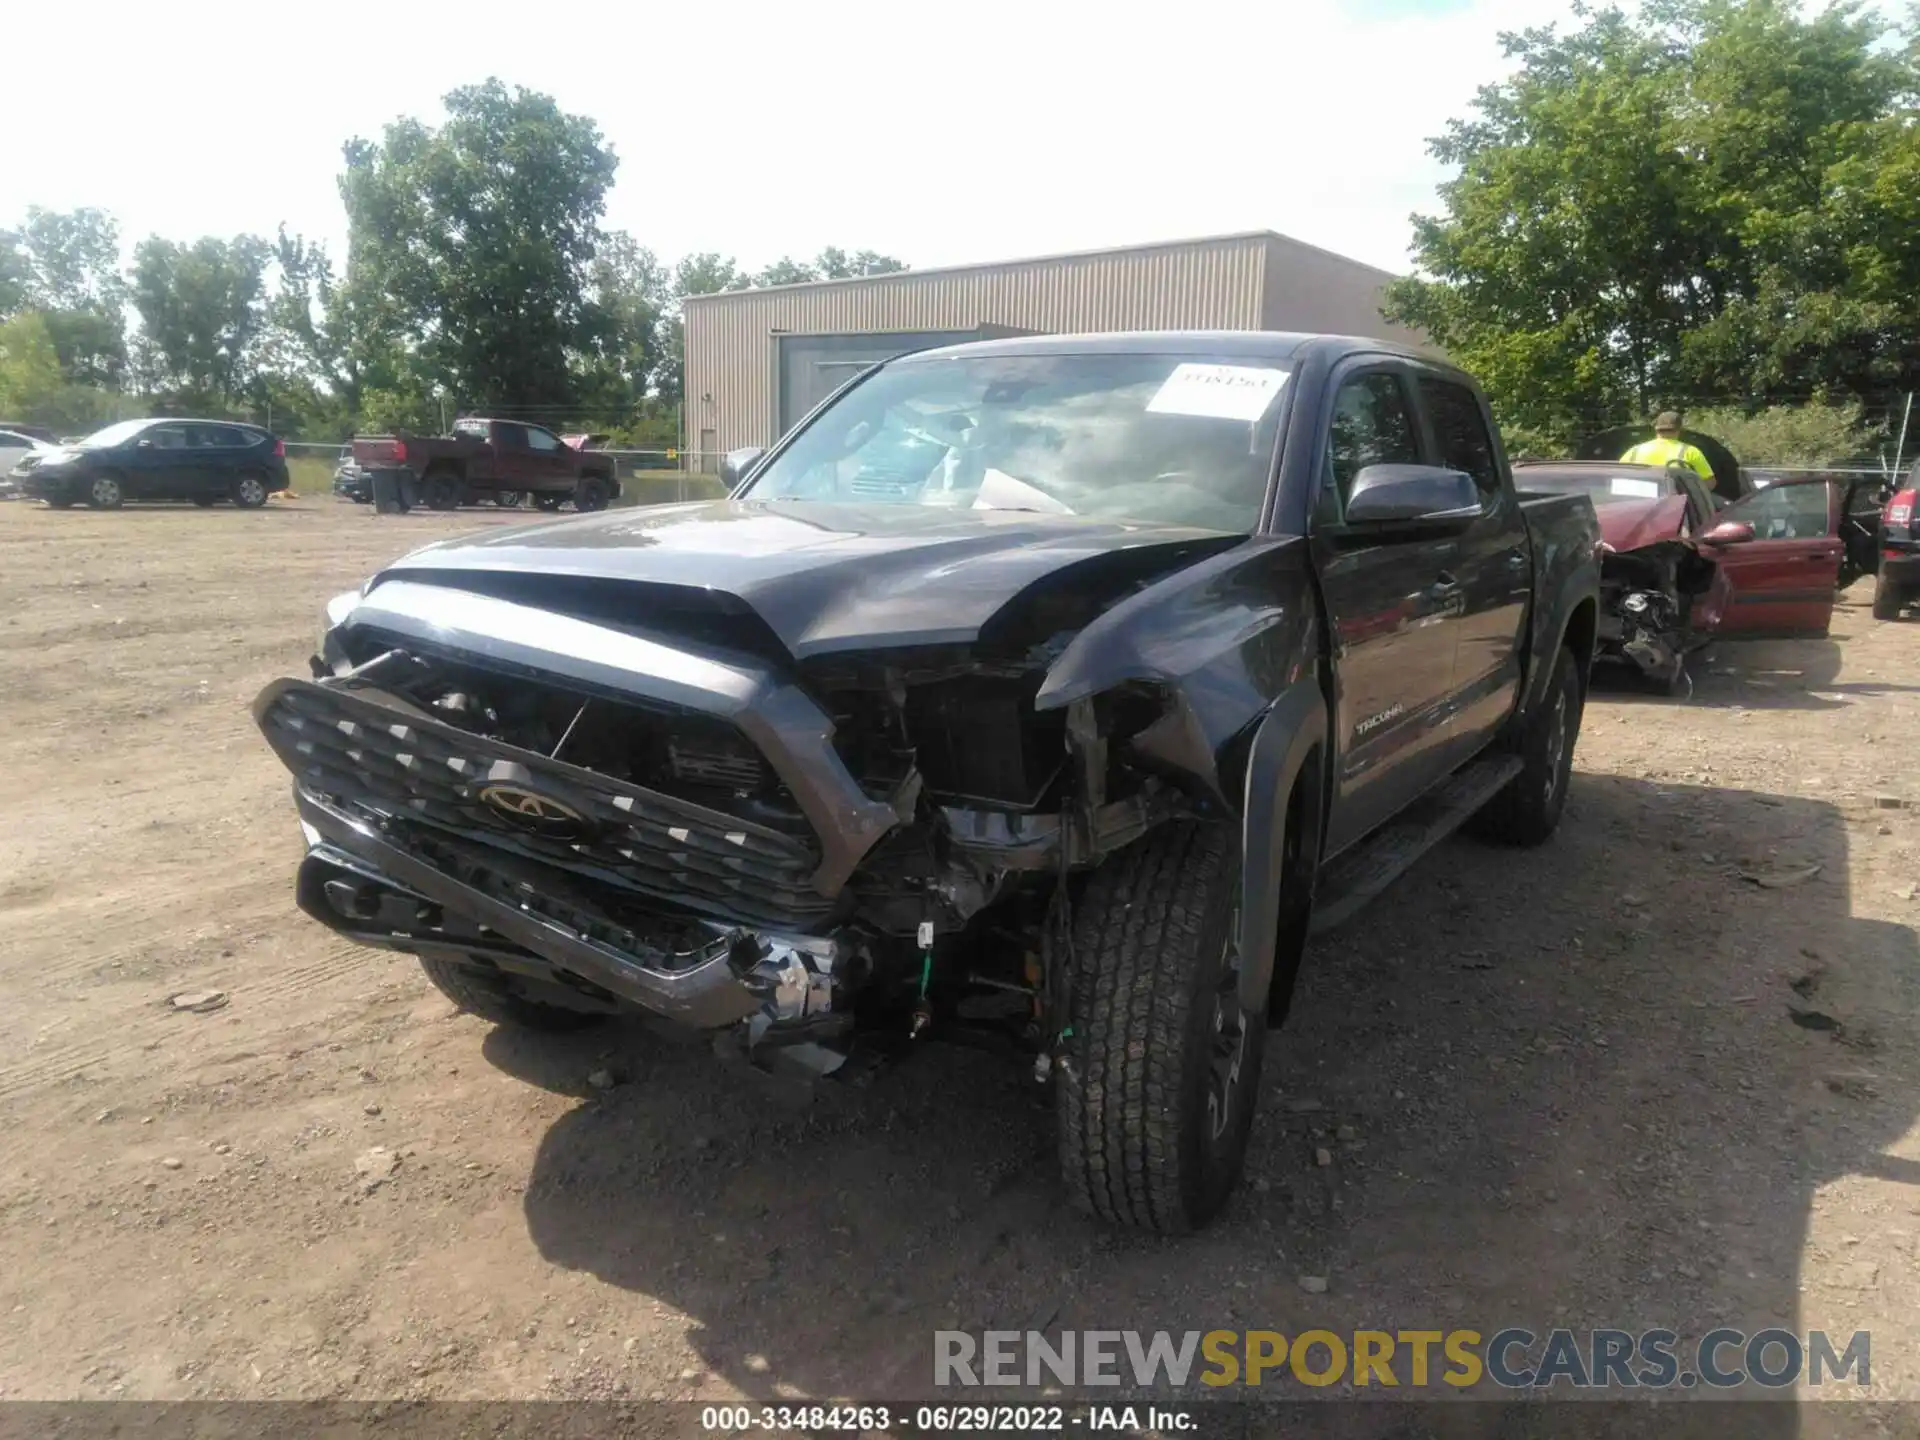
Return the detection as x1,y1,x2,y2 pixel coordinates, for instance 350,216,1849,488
681,230,1425,462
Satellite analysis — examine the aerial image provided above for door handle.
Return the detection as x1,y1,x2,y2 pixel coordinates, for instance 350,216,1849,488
1504,548,1528,570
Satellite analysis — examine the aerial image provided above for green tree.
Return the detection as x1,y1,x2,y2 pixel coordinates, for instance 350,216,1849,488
127,234,272,408
573,231,672,416
754,247,908,287
0,208,129,387
0,311,64,417
265,228,365,415
1686,400,1884,467
339,79,618,411
1385,0,1914,444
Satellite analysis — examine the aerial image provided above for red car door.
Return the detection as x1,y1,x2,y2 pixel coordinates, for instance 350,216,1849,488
1707,479,1843,636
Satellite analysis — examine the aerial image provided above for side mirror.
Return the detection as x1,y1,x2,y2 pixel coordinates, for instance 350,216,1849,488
1344,464,1482,525
719,445,766,488
1700,519,1755,546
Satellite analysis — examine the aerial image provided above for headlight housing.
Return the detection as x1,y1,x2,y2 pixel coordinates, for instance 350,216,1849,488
315,587,364,672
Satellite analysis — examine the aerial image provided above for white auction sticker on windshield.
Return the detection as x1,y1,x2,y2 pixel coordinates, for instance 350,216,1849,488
1146,364,1289,422
1609,476,1663,499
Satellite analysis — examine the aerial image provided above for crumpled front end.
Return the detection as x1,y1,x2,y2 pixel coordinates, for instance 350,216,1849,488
1595,539,1722,685
258,520,1314,1072
257,577,924,1068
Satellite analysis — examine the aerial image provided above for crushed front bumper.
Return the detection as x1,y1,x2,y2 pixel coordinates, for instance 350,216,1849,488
257,579,901,1035
294,788,844,1033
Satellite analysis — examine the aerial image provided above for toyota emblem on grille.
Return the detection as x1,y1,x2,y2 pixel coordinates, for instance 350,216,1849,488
477,784,588,837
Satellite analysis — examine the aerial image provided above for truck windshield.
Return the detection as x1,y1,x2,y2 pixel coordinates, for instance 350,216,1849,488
740,353,1292,533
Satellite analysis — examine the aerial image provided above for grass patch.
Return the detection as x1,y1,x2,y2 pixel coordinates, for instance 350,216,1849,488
284,455,335,497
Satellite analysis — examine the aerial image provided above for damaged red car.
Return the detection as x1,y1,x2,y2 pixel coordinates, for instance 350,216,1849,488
1514,462,1881,692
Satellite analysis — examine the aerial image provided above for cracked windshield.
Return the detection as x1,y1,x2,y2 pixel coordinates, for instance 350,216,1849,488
742,353,1291,533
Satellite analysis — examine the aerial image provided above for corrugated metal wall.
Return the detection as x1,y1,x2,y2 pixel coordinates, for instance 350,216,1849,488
1260,234,1427,350
684,232,1414,451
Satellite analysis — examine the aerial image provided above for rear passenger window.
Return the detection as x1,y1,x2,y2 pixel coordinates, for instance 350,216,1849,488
190,425,249,448
1326,372,1419,506
493,423,530,448
1418,377,1498,497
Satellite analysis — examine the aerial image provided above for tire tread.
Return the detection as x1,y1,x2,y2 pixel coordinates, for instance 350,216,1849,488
1057,821,1232,1233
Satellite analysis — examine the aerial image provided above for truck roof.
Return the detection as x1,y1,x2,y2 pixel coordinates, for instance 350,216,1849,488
899,329,1436,367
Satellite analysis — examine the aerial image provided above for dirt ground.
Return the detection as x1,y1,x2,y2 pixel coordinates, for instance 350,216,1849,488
1,496,1917,1421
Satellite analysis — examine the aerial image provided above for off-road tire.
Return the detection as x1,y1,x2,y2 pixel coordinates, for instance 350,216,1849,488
1055,820,1266,1234
87,472,125,509
421,467,464,511
534,493,566,512
574,475,611,512
417,955,608,1032
232,471,270,509
1469,642,1583,846
493,491,523,509
1873,579,1908,621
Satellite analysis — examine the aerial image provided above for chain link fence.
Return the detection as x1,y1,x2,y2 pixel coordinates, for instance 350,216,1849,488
279,440,733,505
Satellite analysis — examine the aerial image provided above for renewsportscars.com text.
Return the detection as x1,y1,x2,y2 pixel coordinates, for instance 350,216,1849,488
933,1328,1870,1390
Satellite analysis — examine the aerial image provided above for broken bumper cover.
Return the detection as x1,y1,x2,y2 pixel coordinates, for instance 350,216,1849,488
293,787,842,1032
259,577,902,1032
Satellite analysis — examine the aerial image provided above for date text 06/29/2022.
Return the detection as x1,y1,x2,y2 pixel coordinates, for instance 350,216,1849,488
700,1406,1194,1433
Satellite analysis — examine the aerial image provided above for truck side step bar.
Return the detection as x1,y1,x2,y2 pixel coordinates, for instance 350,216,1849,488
1309,753,1524,935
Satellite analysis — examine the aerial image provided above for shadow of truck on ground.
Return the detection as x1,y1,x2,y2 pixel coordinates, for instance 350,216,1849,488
495,769,1918,1436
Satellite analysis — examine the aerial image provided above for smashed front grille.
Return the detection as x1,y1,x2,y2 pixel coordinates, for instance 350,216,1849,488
400,830,737,971
259,679,832,930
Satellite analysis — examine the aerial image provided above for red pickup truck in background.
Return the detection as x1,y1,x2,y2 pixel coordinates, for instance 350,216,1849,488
351,418,620,512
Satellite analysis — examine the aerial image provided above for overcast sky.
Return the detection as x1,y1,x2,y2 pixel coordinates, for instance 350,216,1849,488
5,0,1582,278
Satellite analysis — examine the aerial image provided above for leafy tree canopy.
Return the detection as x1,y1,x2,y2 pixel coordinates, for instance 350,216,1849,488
1384,0,1920,450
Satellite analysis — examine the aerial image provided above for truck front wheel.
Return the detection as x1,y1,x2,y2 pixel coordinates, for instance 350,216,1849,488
1468,642,1583,846
1873,578,1909,620
1054,820,1265,1234
418,955,609,1032
574,476,611,512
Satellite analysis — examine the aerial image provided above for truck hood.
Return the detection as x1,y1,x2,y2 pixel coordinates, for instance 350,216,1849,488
374,499,1248,660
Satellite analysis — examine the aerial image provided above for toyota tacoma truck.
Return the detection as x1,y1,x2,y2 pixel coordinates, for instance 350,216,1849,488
351,418,619,512
257,333,1599,1233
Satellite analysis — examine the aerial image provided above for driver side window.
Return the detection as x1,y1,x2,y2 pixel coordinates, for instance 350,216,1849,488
1726,482,1834,540
1325,371,1420,510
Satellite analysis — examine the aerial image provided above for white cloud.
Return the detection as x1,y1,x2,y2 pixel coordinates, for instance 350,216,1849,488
3,0,1576,276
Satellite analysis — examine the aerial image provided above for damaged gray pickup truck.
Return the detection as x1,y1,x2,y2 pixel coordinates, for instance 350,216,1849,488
256,332,1600,1233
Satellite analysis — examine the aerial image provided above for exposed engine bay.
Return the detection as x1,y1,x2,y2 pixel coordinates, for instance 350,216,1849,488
1596,539,1720,688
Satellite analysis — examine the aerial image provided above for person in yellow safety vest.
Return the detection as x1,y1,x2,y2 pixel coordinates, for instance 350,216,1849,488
1620,411,1715,481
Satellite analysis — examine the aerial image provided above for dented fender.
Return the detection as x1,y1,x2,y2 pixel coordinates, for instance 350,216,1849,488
1031,537,1326,1019
1034,536,1319,805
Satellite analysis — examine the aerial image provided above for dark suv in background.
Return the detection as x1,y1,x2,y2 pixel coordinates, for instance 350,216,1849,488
16,418,289,509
